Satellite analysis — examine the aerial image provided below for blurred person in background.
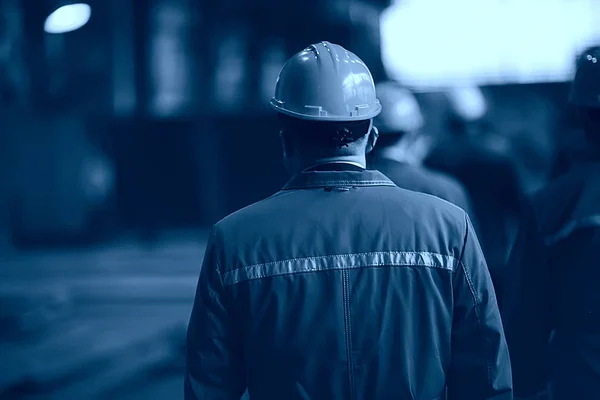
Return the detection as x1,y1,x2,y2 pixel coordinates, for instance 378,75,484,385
502,46,600,400
550,45,600,180
185,41,512,400
425,86,526,304
368,81,476,220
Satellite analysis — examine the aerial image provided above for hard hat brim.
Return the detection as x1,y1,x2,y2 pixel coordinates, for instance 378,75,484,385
269,100,382,122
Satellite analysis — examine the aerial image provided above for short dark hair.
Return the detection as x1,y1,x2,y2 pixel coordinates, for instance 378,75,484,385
278,113,371,151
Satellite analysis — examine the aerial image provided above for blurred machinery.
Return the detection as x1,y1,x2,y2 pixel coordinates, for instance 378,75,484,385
0,0,394,247
0,0,27,107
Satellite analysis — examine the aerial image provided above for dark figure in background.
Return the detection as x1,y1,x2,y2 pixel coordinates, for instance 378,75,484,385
550,99,600,181
368,81,476,218
551,44,600,180
425,87,525,301
503,46,600,400
185,42,512,400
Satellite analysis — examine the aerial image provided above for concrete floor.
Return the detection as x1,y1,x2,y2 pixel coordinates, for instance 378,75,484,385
0,232,209,400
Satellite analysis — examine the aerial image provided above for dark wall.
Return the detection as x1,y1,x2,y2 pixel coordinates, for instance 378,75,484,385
215,116,288,215
110,119,203,229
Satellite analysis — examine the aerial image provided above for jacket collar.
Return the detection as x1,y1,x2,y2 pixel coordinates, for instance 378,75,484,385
282,169,396,190
303,161,366,171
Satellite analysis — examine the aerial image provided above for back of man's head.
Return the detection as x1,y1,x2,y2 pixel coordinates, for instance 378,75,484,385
278,114,372,156
269,41,381,161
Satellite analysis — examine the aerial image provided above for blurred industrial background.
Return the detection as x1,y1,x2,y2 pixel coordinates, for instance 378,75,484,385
0,0,599,399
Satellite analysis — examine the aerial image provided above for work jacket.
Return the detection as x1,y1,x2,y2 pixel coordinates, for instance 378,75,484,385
186,164,512,400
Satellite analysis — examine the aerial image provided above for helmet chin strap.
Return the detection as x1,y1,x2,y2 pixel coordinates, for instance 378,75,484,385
371,124,379,137
366,124,379,154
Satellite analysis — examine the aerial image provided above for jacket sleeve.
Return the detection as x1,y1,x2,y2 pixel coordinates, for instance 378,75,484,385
447,214,513,400
185,227,246,400
502,204,553,398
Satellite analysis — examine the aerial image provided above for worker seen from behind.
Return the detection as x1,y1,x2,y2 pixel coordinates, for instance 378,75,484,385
185,41,512,400
550,46,600,180
503,46,600,400
368,81,476,219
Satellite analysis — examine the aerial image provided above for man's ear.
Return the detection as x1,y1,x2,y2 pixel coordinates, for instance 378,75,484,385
365,122,379,154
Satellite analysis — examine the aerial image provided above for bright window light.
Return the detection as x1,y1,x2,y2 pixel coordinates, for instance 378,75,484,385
380,0,600,90
44,3,92,34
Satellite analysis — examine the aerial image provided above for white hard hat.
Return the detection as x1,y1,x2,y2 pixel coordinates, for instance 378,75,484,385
374,81,424,134
270,41,382,122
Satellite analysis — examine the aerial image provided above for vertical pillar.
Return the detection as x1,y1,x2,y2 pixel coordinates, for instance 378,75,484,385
0,0,28,253
146,0,199,118
43,33,67,98
20,0,50,109
210,22,248,114
111,0,137,117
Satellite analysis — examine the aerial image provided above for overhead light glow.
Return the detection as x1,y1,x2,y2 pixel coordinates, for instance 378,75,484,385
44,3,92,34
